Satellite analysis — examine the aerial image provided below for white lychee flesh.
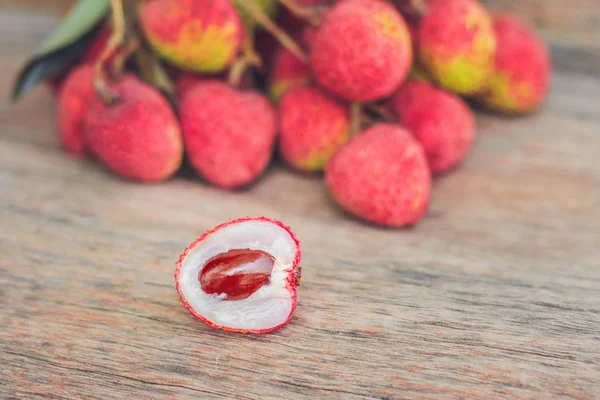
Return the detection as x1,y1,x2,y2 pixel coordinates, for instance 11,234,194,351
176,217,301,333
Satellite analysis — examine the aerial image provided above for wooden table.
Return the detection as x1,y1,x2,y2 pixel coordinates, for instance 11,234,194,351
2,5,599,400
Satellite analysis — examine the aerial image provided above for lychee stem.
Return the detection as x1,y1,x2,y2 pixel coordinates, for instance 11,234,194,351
228,60,245,87
350,102,362,135
236,0,308,62
228,34,262,87
276,0,320,26
243,36,263,68
111,36,140,78
94,0,126,105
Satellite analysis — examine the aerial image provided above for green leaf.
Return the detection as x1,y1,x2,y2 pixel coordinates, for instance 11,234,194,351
11,0,110,102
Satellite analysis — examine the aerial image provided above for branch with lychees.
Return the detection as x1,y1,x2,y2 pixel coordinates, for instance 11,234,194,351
12,0,551,228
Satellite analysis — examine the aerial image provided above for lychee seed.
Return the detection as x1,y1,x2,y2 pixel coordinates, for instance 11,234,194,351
199,249,275,301
176,217,301,334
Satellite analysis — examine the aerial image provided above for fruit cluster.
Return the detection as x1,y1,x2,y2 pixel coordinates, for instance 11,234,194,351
43,0,551,227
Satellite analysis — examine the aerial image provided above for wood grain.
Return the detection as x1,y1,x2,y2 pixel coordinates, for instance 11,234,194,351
481,0,600,30
480,0,600,48
1,7,600,400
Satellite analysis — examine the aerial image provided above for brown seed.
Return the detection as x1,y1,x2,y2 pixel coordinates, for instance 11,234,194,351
199,249,275,301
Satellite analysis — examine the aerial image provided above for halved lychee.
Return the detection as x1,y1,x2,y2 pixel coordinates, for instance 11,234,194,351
175,217,301,334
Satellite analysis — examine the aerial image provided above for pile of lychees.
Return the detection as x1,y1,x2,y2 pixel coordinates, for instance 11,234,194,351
27,0,551,227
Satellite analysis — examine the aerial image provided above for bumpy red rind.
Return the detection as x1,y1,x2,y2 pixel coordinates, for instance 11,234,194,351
179,81,277,189
325,123,431,227
388,80,475,174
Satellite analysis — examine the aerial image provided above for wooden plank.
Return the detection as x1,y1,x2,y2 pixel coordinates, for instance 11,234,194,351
480,0,600,48
481,0,600,31
1,7,600,400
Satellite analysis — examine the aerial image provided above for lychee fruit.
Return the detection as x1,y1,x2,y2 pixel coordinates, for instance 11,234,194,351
309,0,412,102
175,70,252,98
57,64,96,155
325,123,431,227
418,0,496,95
83,75,183,182
268,47,311,101
140,0,245,73
175,216,301,334
278,85,350,171
389,80,475,174
179,80,277,189
478,15,551,113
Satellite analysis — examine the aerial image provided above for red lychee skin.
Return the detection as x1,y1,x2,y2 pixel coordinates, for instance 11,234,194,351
175,71,223,97
309,0,412,102
83,75,183,182
479,15,551,113
278,85,350,171
176,72,207,98
268,47,311,101
57,64,96,155
179,81,277,189
389,80,475,174
295,0,329,4
175,216,301,334
176,71,253,98
300,25,318,51
325,123,431,227
417,0,496,95
140,0,245,73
